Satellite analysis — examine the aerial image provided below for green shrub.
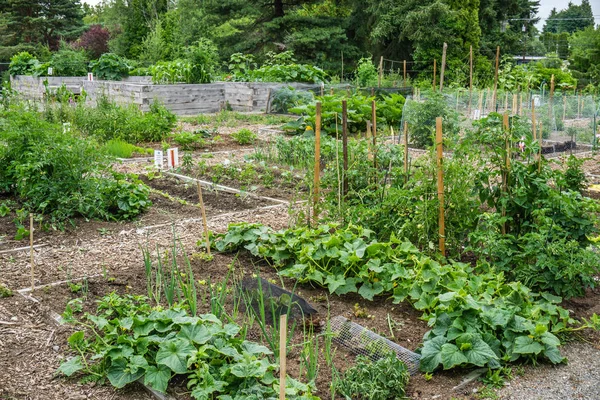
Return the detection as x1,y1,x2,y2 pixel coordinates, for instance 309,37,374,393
231,128,257,145
335,353,409,400
71,98,176,143
355,57,378,87
89,53,130,80
0,107,151,227
149,60,192,84
51,47,88,76
8,52,39,76
185,39,218,84
172,131,207,150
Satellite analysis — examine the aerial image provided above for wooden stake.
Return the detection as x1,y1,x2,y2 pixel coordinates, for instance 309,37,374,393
330,87,334,96
433,59,437,91
493,46,500,111
468,45,473,116
403,60,407,84
313,102,322,222
30,213,34,291
519,92,523,116
439,43,447,92
279,314,287,400
266,89,272,114
504,92,508,112
196,183,211,256
342,100,348,197
371,100,377,168
320,84,324,97
549,74,555,119
403,121,409,183
532,99,536,141
378,56,383,88
502,112,510,235
436,117,445,257
538,121,543,173
512,94,517,115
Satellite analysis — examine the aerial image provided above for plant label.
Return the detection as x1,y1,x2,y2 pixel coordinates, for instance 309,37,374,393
88,73,94,81
167,148,179,168
154,150,163,169
47,67,53,76
472,109,481,120
532,95,541,107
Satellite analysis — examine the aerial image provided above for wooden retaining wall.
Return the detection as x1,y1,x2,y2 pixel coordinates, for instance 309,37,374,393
10,76,318,115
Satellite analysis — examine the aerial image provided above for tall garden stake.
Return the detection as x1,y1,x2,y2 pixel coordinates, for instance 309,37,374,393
196,182,211,256
279,314,287,400
439,43,447,92
30,213,34,291
436,117,445,256
403,121,409,183
372,100,377,168
342,100,348,197
313,102,322,223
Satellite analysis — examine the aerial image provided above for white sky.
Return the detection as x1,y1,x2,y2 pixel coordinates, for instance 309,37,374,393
81,0,600,29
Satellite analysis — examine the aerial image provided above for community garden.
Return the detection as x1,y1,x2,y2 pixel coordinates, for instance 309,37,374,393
1,43,600,400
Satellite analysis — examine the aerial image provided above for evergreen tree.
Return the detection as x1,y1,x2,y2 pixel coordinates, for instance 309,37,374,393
543,0,594,34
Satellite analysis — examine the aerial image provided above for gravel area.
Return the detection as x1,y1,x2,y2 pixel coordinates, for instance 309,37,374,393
497,343,600,400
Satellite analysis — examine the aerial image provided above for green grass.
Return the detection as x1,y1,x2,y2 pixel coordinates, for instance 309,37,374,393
181,110,294,126
101,139,153,158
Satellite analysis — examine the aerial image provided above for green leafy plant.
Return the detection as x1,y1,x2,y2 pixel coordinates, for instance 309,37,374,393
231,128,257,145
335,352,409,400
8,52,39,76
101,139,153,158
355,57,378,87
59,293,317,399
89,53,130,80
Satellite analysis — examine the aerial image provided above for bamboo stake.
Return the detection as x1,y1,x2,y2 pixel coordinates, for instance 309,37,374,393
504,92,508,112
342,100,348,197
378,56,383,88
403,60,407,84
433,59,437,91
532,99,536,141
279,314,287,400
403,121,409,183
502,112,510,235
372,100,377,168
492,46,500,111
30,213,34,291
439,43,447,92
549,74,555,119
313,102,322,222
468,45,473,116
196,183,211,256
512,94,517,115
436,117,445,257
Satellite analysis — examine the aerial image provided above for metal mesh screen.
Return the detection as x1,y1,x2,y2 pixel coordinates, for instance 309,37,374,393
329,315,421,375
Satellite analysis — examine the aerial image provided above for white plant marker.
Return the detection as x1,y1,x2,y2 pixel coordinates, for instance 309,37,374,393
154,150,164,169
167,148,179,168
47,67,53,76
87,73,94,81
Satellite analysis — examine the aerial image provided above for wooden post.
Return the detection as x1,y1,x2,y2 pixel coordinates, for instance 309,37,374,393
30,213,34,291
468,45,473,116
493,46,500,111
502,112,510,235
432,59,437,91
196,183,211,256
342,100,348,197
512,94,517,115
341,50,344,83
371,100,377,169
439,43,447,92
313,102,322,222
266,89,272,114
532,99,536,141
378,56,383,88
549,74,555,119
403,60,407,84
403,121,409,183
330,87,334,96
279,314,287,400
436,117,445,257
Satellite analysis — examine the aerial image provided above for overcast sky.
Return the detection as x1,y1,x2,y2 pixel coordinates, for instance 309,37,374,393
536,0,600,29
81,0,600,29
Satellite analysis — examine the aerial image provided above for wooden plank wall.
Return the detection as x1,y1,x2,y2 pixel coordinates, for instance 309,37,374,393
11,76,317,115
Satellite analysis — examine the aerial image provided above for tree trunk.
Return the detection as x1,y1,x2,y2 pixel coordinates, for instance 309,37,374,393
274,0,284,17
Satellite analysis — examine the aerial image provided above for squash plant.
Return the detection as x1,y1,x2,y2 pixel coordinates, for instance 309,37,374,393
59,293,317,399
